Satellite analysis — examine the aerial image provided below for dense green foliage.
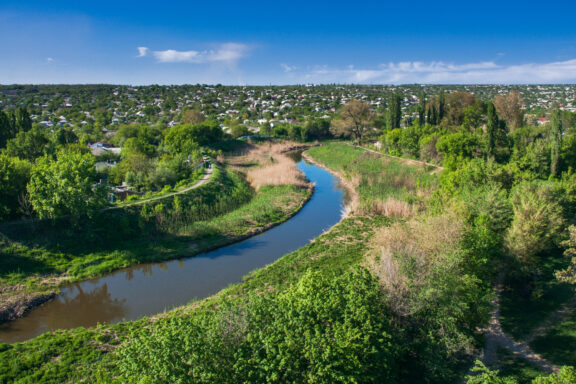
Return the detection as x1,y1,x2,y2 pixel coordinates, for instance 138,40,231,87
27,149,108,219
2,83,576,383
118,269,399,383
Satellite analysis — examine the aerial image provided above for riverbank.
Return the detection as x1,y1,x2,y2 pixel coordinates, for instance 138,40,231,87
0,146,359,383
0,142,446,382
0,159,312,325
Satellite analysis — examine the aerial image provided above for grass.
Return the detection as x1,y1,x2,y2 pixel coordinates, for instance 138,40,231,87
0,142,444,383
499,253,574,340
114,168,206,207
0,163,312,316
493,347,546,384
0,216,389,384
531,309,576,366
306,143,437,215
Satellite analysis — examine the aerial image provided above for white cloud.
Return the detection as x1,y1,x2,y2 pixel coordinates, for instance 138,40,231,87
298,59,576,84
139,43,250,64
46,57,54,63
137,47,149,57
281,63,297,72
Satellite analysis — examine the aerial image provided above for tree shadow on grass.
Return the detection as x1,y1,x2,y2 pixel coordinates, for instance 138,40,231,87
531,312,576,366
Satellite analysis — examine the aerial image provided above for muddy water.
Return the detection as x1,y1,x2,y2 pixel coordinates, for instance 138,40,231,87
0,156,349,343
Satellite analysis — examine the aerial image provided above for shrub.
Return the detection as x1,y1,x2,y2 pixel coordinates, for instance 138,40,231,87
505,181,565,275
117,269,400,384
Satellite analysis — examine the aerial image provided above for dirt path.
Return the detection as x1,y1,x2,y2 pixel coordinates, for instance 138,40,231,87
478,272,559,375
351,144,444,173
116,165,213,208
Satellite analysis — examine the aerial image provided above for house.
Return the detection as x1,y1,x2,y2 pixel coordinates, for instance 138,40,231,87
89,142,122,156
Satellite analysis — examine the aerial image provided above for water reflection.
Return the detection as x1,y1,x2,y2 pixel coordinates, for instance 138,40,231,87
0,158,348,343
0,283,126,343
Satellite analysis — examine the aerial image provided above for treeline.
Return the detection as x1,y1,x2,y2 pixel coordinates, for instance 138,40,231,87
0,108,224,221
1,163,253,258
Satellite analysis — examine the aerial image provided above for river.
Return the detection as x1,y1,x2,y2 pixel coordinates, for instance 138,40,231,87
0,154,348,343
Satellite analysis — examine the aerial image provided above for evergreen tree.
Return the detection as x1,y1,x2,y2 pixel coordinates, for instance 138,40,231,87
430,105,438,125
486,102,498,160
550,109,563,177
438,91,446,123
0,109,16,148
387,93,402,129
15,107,32,132
418,90,426,124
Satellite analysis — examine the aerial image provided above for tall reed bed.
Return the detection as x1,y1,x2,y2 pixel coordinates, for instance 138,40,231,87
225,141,309,190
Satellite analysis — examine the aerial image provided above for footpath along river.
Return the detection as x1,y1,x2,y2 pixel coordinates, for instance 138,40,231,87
0,154,349,343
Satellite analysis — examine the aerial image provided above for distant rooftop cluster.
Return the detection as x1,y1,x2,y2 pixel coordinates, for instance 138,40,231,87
0,84,574,133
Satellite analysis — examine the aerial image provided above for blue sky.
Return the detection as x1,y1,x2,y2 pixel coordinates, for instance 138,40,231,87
2,0,576,85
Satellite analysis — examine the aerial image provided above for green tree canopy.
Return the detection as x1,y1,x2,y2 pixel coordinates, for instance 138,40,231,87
0,154,32,219
27,149,108,219
330,99,374,143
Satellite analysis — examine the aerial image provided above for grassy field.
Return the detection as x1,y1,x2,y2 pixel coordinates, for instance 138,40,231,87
306,143,437,215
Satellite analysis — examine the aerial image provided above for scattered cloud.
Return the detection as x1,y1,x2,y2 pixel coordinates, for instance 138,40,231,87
46,57,54,63
137,47,149,57
137,43,250,64
296,59,576,84
281,63,297,72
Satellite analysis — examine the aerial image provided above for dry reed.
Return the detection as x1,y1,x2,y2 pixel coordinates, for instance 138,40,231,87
360,197,415,218
246,154,308,190
225,141,309,190
366,213,463,315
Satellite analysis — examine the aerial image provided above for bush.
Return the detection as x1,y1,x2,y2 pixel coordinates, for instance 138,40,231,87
505,181,565,275
117,269,400,384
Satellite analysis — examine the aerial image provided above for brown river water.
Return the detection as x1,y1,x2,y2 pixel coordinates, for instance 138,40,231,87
0,155,349,343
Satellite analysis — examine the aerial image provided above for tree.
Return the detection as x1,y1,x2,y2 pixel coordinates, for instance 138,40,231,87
462,104,483,132
466,361,518,384
15,107,32,132
550,109,563,177
177,122,223,146
556,225,576,284
163,125,201,157
486,102,499,159
4,126,50,160
387,93,402,129
231,124,250,138
436,132,482,170
118,269,399,383
418,90,426,125
330,99,374,143
445,91,475,126
27,149,108,219
505,181,565,275
438,90,446,123
494,90,523,131
180,109,206,124
0,155,32,219
0,109,16,148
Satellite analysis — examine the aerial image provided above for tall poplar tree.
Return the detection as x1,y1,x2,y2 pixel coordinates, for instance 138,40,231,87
0,109,16,148
418,91,426,125
387,93,402,129
486,102,498,160
15,107,32,132
550,109,563,177
438,91,446,123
